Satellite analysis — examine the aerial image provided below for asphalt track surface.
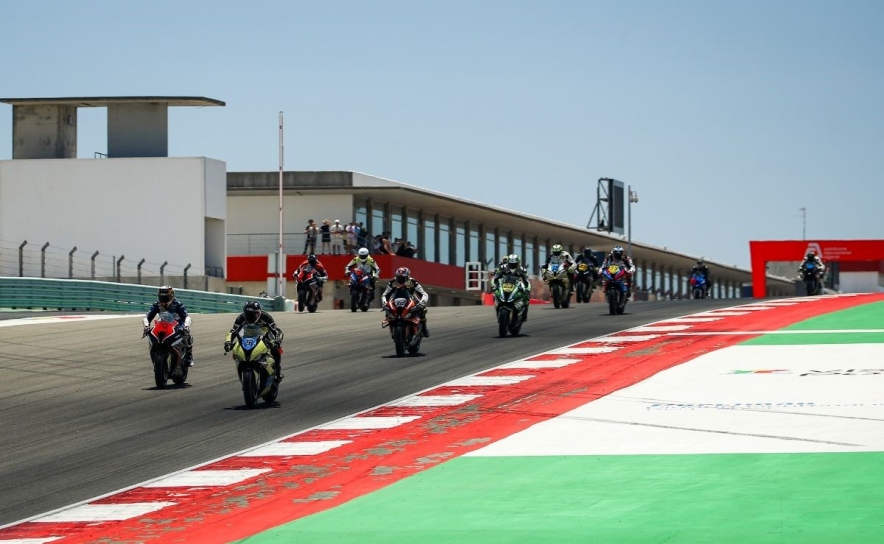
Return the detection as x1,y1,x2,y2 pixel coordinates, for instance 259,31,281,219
0,299,740,525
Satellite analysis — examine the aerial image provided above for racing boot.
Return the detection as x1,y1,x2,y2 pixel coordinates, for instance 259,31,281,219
183,334,194,366
274,360,284,382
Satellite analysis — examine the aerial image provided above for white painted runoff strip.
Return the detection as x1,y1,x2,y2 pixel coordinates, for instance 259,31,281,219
35,502,177,523
731,306,775,311
445,376,535,386
499,358,582,369
661,317,722,323
0,315,139,328
0,538,64,543
670,329,884,336
143,469,271,487
694,311,750,316
594,335,661,343
318,416,421,430
391,395,482,407
629,325,692,332
549,346,619,355
239,440,352,457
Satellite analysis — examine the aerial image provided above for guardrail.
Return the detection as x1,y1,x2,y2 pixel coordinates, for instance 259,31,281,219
0,278,263,313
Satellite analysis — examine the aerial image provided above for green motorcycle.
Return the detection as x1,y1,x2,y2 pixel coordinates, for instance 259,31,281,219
493,273,528,337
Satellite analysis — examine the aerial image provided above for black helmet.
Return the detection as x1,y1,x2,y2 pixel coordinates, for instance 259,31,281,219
582,247,593,258
696,260,704,266
806,251,815,260
157,285,174,305
395,266,411,284
307,253,317,265
244,301,262,324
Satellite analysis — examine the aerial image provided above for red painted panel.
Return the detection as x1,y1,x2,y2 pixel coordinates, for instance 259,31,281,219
749,240,884,298
839,260,884,272
229,254,467,290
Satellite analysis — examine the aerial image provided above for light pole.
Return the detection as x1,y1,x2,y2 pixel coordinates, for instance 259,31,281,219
627,186,639,257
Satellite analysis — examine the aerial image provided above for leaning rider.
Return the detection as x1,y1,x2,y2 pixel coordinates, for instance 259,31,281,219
144,285,194,367
541,244,577,296
224,300,285,382
601,245,637,298
345,247,381,301
381,266,430,337
490,254,532,321
294,253,329,302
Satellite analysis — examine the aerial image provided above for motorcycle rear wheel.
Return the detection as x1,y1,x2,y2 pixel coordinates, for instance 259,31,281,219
407,335,422,354
153,351,169,389
262,381,279,404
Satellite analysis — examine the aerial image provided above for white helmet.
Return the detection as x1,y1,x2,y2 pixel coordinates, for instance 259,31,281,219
357,247,369,260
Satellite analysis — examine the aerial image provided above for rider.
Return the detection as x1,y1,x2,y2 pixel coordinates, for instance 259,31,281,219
490,254,532,321
798,250,826,278
381,266,430,337
345,247,381,301
601,245,637,298
574,246,601,284
293,253,329,302
144,285,193,366
224,300,285,382
541,244,576,297
690,259,711,297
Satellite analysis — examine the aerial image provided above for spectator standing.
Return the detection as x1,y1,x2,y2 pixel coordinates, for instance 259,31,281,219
380,232,393,255
330,219,345,255
391,238,402,255
356,222,367,248
345,222,357,254
303,219,318,254
320,219,332,254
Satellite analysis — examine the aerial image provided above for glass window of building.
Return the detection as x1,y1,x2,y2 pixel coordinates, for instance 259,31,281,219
438,218,451,265
371,207,385,240
485,230,496,268
423,217,436,262
525,239,535,274
355,198,367,229
455,220,466,266
538,245,547,274
391,206,404,242
407,210,419,249
498,232,509,263
469,224,480,263
513,236,523,263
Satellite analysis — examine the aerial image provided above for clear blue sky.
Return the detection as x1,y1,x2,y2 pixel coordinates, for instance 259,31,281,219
2,0,882,268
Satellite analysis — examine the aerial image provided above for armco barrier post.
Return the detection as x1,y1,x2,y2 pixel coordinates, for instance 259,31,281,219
69,246,77,278
41,242,50,278
184,263,191,289
116,255,124,283
19,240,27,277
91,251,99,280
137,259,145,284
160,261,168,286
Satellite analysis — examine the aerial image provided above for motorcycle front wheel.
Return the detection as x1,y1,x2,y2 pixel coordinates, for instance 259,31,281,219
498,306,510,337
392,325,406,357
607,289,618,315
551,284,562,309
297,290,306,312
242,369,260,408
153,351,169,389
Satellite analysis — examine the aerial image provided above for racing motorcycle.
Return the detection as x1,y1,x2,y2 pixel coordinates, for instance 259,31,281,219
348,267,373,312
294,266,322,313
573,262,596,303
382,290,423,356
142,312,191,389
226,324,283,408
493,273,527,337
601,264,629,315
800,262,823,296
542,263,572,309
690,272,708,299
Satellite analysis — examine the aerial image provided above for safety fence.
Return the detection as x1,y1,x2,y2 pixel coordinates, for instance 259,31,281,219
0,278,264,313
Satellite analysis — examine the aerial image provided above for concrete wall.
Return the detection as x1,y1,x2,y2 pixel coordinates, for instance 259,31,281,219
839,271,881,293
0,157,225,278
12,104,77,159
107,103,168,158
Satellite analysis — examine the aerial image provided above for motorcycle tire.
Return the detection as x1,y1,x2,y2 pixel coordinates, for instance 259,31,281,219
575,282,585,304
392,325,406,357
617,300,626,315
308,302,318,313
498,307,510,338
551,284,562,309
153,351,169,389
172,362,188,385
350,292,358,312
242,370,260,408
562,289,571,309
262,381,279,404
297,291,306,312
607,290,617,316
693,288,703,300
509,313,523,336
407,336,422,354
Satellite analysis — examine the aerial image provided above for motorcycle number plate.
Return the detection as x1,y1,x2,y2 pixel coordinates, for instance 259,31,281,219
502,283,515,292
242,337,258,350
